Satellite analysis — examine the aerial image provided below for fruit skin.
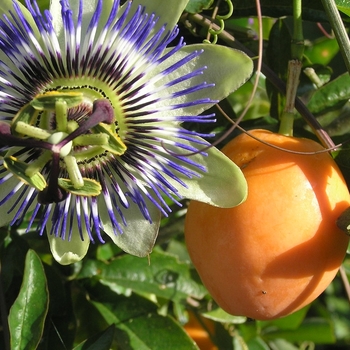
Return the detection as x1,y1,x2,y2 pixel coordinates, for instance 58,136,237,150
185,129,350,320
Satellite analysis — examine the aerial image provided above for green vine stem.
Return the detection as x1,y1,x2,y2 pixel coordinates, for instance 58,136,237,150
292,0,304,60
204,0,234,44
321,0,350,75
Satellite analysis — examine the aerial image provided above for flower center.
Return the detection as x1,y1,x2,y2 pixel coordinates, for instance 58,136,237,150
0,90,127,203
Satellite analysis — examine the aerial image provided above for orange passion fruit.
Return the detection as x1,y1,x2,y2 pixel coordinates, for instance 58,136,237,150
185,129,350,320
184,312,218,350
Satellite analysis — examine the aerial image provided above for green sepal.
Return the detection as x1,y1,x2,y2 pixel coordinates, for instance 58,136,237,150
3,156,47,191
11,103,39,137
47,218,91,265
128,0,190,36
30,91,84,110
163,134,248,208
94,123,127,156
153,44,253,118
100,195,161,257
58,177,102,196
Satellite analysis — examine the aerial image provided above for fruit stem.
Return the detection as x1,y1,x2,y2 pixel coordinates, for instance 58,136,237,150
278,0,304,136
278,60,303,136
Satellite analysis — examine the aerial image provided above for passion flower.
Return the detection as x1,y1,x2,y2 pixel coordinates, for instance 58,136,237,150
0,0,252,264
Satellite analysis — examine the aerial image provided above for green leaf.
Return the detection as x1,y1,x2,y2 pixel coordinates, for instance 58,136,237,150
246,337,270,350
304,39,339,66
336,0,350,17
258,305,309,331
91,294,199,350
78,249,207,302
263,318,336,344
73,325,115,350
8,250,49,350
202,308,247,324
185,0,214,14
268,339,299,350
306,73,350,115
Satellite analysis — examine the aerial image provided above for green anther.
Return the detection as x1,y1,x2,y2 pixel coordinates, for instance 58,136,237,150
3,156,47,191
31,91,84,111
15,121,52,139
47,132,72,157
64,155,84,189
73,133,109,146
94,123,127,156
11,103,39,136
25,151,52,177
55,99,68,132
58,177,102,196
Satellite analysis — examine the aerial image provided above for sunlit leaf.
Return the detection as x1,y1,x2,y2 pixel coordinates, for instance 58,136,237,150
306,73,350,115
78,249,207,301
91,294,199,350
336,0,350,16
202,308,247,324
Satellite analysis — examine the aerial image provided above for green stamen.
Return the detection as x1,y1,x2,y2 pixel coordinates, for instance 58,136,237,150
25,151,52,177
15,121,52,140
55,99,68,132
64,155,84,189
73,146,107,162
